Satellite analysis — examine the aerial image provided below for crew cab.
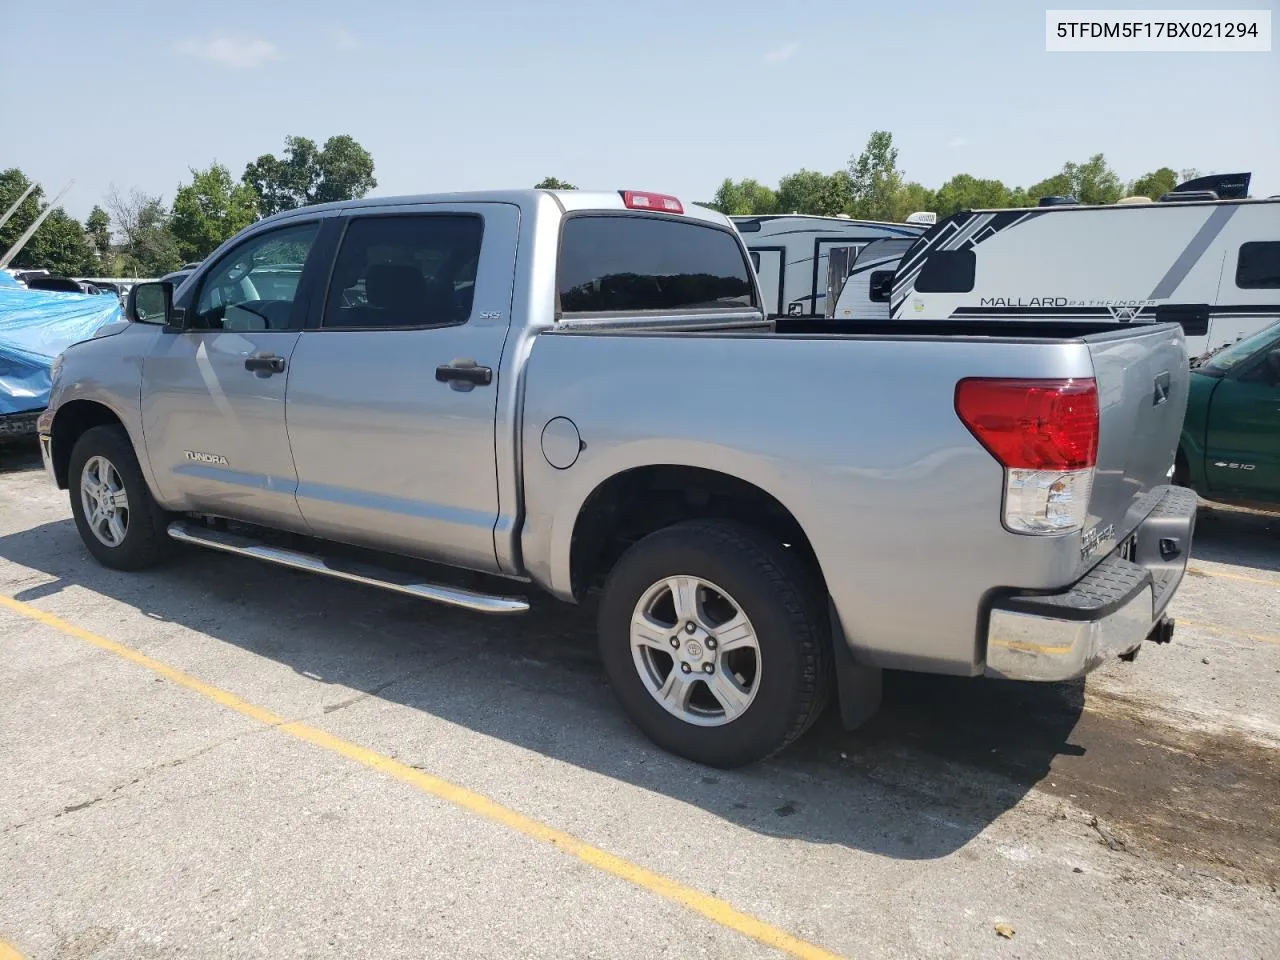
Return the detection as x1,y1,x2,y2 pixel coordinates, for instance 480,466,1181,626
1176,320,1280,508
38,189,1198,767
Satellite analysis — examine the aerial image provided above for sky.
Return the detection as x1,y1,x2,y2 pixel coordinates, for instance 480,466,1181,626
2,0,1277,222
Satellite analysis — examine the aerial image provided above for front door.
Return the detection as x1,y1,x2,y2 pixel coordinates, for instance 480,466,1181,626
1204,359,1280,500
141,219,327,529
284,203,520,573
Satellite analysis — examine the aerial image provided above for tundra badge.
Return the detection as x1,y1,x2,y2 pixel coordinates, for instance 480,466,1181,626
184,450,228,466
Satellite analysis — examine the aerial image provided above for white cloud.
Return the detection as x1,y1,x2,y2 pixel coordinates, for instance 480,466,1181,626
176,35,282,69
762,41,799,64
946,136,968,148
328,27,360,50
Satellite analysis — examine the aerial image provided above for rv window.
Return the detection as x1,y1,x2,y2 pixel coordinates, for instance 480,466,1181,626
557,215,755,314
1236,242,1280,289
750,252,761,272
869,270,894,303
914,250,975,294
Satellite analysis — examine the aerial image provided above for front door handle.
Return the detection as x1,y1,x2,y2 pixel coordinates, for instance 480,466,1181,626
435,359,493,387
245,353,286,375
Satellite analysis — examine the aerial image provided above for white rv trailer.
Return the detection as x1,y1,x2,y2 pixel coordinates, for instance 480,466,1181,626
823,237,918,321
826,174,1278,356
887,196,1279,357
731,214,927,319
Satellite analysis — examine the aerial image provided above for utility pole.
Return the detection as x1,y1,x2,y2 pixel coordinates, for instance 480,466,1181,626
0,180,74,270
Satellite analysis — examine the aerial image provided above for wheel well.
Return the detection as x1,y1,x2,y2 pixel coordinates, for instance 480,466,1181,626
569,465,822,599
50,400,123,488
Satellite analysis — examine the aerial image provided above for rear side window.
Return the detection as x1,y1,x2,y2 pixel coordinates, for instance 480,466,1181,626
1236,241,1280,289
914,249,975,294
557,215,755,314
323,214,483,330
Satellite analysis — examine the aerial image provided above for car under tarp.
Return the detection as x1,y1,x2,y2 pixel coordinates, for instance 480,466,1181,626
0,279,121,431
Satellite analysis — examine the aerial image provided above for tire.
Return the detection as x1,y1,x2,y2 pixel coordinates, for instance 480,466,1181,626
597,519,832,768
68,424,173,571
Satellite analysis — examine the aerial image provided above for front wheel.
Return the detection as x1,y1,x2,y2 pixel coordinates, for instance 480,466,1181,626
597,519,832,768
68,425,173,571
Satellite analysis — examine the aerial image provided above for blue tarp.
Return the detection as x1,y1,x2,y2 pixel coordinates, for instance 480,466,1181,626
0,285,121,415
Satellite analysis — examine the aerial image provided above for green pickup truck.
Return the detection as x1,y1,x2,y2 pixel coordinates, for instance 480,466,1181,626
1176,320,1280,509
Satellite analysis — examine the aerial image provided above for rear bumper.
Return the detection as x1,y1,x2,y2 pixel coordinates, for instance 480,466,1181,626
984,485,1198,682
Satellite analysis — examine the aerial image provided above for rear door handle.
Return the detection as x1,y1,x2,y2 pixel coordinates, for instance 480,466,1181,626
245,353,286,374
435,360,493,387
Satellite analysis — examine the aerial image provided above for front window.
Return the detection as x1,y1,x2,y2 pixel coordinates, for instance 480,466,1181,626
191,223,319,331
1198,321,1280,375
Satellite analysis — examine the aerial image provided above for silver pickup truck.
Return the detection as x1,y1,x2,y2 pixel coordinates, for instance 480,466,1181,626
37,189,1197,767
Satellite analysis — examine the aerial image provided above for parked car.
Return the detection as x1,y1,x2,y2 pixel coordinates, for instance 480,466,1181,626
22,275,103,294
38,188,1196,767
1176,320,1280,508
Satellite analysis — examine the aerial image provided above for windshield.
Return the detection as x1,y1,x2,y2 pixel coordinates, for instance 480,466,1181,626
1198,321,1280,375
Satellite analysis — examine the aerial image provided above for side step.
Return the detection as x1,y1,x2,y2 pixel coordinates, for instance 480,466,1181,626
167,521,530,615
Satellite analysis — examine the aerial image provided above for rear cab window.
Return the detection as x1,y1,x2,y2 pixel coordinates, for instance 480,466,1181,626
556,214,756,316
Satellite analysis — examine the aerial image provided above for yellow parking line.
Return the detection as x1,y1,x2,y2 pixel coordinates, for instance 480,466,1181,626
0,594,846,960
1176,617,1280,647
0,939,28,960
1187,566,1279,588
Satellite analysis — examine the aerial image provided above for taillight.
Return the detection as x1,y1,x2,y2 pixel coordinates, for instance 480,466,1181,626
955,378,1099,535
620,190,684,214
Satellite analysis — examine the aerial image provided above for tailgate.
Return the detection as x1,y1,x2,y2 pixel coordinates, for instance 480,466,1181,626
1083,323,1189,564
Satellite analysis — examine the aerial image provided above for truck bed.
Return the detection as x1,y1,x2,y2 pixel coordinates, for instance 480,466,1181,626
522,317,1190,676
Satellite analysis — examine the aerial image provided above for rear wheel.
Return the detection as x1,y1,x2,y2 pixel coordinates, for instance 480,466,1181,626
68,425,173,570
597,519,832,768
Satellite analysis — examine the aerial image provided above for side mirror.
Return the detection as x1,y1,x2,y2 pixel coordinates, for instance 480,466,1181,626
127,281,178,326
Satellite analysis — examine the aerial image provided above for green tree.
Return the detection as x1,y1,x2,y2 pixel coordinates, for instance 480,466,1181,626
534,177,577,190
847,131,905,221
775,169,854,216
1,169,41,259
891,182,937,220
106,186,182,276
242,134,377,218
1129,167,1178,200
23,209,98,275
171,163,260,262
85,205,112,269
933,174,1015,216
0,168,97,275
710,178,778,215
1028,154,1124,205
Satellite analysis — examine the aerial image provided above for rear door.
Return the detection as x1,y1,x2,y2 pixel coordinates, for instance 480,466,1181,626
284,202,520,573
141,218,329,528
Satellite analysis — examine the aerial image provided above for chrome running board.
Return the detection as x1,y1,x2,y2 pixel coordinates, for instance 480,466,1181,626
167,521,530,615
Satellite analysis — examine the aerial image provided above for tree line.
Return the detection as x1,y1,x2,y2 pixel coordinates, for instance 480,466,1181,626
543,133,1195,221
4,130,1205,278
700,131,1191,220
1,134,376,278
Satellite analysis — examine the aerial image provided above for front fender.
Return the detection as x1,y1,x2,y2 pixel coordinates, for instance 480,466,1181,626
45,324,160,494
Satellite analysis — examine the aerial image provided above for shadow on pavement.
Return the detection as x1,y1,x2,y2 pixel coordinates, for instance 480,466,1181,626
0,516,1101,863
1191,503,1279,574
0,442,40,474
